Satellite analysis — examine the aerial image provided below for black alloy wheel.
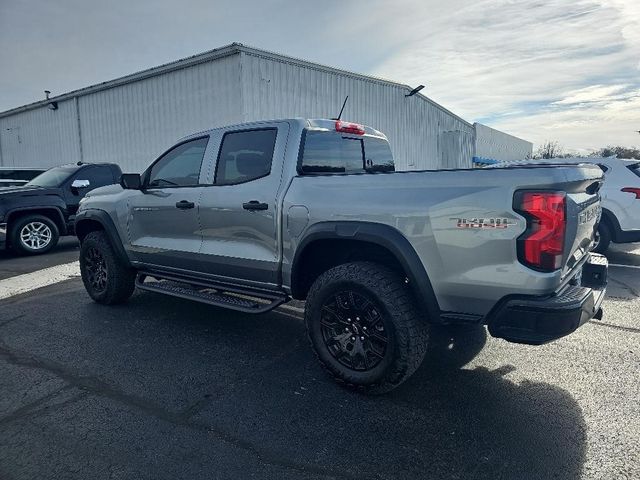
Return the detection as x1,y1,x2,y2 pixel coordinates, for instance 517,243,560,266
320,290,389,372
305,261,429,394
84,246,108,293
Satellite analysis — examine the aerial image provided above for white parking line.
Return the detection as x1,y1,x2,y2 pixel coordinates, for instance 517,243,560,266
609,263,640,270
0,261,80,301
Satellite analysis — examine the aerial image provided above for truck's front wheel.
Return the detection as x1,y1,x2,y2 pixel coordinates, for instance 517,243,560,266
305,261,429,394
80,231,136,304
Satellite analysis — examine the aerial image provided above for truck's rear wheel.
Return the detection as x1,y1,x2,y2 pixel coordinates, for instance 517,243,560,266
305,261,429,394
11,214,59,255
80,231,135,304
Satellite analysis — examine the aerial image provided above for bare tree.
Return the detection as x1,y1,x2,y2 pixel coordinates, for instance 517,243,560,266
534,140,564,159
589,146,640,159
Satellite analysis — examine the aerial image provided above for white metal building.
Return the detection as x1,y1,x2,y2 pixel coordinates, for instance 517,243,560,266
0,43,530,172
473,122,532,165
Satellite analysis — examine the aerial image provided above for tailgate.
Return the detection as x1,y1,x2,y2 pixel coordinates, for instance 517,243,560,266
563,172,602,277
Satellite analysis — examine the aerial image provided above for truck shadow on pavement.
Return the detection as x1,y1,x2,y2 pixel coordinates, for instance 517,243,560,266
82,293,587,480
0,288,587,480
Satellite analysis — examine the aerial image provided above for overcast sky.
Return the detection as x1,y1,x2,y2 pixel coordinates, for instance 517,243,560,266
1,0,638,152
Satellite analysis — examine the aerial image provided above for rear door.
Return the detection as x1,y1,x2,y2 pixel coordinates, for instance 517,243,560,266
197,123,289,286
126,136,210,271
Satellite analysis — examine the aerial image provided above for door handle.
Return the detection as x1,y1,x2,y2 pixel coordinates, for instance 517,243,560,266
175,200,195,210
243,200,268,211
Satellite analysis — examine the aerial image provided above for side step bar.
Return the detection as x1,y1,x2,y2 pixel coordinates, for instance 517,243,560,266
136,271,288,314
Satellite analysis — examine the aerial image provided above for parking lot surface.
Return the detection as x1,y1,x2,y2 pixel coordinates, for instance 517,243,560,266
0,238,79,280
0,244,638,479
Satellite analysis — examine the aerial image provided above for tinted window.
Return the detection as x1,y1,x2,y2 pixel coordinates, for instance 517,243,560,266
215,129,277,185
597,164,609,173
628,163,640,178
301,130,394,174
364,137,395,172
148,137,208,187
75,166,115,189
26,166,77,188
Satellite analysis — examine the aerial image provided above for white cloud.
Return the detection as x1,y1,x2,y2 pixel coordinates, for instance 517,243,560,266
1,0,638,152
552,84,630,106
369,0,640,150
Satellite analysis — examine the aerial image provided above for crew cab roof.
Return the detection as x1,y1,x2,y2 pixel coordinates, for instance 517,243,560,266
179,118,387,142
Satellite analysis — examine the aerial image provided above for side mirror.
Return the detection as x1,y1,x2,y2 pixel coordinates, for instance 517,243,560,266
70,179,90,196
71,179,90,189
120,173,142,190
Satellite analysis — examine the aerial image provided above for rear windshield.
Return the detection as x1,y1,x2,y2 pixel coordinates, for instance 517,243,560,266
627,162,640,179
300,130,394,174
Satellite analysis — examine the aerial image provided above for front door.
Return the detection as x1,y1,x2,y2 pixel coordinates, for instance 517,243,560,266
127,136,209,271
198,123,289,286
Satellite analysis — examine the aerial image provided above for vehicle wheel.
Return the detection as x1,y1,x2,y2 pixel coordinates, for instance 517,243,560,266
11,215,59,255
305,261,429,394
593,222,611,254
80,231,136,304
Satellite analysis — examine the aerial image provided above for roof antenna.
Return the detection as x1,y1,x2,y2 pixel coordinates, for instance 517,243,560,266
333,95,349,121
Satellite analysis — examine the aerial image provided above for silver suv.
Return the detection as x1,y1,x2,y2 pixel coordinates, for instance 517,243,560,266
75,118,608,393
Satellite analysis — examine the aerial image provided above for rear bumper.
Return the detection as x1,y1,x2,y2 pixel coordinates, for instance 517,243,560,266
0,222,6,249
487,254,608,345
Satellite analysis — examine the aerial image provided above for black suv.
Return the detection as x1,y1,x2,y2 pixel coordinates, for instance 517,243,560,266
0,162,121,255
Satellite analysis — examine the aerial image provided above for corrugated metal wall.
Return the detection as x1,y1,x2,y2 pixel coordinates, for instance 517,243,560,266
78,54,242,171
0,98,79,168
0,48,511,172
474,122,532,162
240,52,474,170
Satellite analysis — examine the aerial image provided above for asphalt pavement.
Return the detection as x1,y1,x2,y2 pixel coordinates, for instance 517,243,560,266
0,237,79,280
0,243,638,479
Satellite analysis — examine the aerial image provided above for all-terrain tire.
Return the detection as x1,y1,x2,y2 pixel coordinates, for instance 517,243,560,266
305,261,429,394
593,221,611,254
80,231,136,304
10,214,60,255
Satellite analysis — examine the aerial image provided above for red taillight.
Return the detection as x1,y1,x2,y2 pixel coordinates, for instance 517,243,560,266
621,187,640,199
335,120,365,135
515,192,566,272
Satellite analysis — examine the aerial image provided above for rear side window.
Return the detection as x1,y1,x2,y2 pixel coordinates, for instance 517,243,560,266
300,130,394,174
627,162,640,178
215,129,277,185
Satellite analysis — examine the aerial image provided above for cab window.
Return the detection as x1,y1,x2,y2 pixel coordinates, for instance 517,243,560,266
147,137,209,187
215,129,277,185
72,166,116,190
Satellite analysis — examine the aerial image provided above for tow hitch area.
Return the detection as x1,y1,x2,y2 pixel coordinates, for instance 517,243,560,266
487,253,608,345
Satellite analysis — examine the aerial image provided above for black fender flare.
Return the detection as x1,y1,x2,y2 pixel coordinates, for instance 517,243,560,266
75,209,132,268
6,206,68,235
291,221,441,320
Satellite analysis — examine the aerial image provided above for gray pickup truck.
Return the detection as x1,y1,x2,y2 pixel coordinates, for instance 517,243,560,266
75,118,608,393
